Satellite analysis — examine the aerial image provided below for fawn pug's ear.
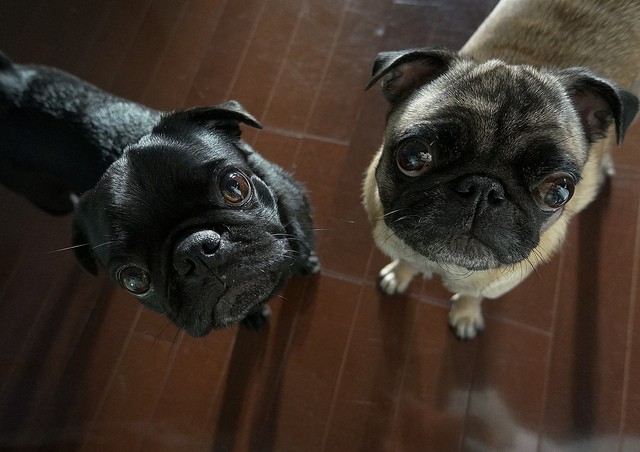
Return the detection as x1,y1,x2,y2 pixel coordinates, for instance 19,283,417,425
553,67,638,144
365,47,461,104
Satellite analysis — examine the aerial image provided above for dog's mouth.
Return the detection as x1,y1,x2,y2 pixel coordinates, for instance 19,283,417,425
386,213,536,271
174,271,282,337
449,234,524,269
213,282,267,326
162,226,289,336
423,237,526,270
381,179,543,270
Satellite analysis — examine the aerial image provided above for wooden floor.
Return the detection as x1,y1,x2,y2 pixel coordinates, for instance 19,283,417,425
1,0,640,450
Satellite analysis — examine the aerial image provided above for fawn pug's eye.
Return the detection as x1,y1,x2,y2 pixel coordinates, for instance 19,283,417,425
396,139,433,176
116,265,151,296
534,173,575,211
220,170,251,206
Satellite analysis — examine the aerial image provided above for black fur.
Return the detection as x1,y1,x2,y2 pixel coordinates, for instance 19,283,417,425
0,53,319,336
0,51,160,214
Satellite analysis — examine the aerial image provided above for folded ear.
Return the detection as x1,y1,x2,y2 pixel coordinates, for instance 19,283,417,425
365,48,460,104
157,100,262,137
555,68,639,144
185,100,263,129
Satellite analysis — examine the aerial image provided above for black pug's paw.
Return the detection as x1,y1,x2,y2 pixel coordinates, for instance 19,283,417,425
297,252,321,277
240,304,272,331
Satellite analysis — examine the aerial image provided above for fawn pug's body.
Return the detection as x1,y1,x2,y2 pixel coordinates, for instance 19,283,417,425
363,0,640,339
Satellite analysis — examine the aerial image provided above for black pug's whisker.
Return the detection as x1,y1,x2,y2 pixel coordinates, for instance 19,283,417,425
91,240,117,250
160,307,176,320
47,243,90,254
152,320,172,349
148,310,177,351
272,233,299,241
279,217,297,229
273,236,296,246
271,231,325,244
158,306,178,324
278,217,328,233
48,240,117,254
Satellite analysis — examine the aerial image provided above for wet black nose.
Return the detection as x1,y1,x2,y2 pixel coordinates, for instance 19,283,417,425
173,230,221,276
452,175,505,207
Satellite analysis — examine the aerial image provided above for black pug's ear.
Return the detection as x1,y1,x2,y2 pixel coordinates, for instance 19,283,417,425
157,100,263,138
365,47,460,104
555,68,639,144
71,214,98,275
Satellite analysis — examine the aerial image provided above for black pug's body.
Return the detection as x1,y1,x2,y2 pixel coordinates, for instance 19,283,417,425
0,52,319,336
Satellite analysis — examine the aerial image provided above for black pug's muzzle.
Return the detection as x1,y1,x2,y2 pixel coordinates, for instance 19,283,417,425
72,103,319,336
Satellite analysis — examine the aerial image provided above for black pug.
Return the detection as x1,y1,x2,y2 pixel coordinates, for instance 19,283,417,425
0,52,319,336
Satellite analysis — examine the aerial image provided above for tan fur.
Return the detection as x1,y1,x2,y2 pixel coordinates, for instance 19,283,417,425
363,0,640,338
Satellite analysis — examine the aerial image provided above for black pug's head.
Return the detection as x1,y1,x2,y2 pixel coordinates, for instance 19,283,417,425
72,101,308,336
366,48,638,271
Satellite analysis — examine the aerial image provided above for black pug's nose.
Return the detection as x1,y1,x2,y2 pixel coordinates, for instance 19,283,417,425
452,175,505,207
173,230,221,276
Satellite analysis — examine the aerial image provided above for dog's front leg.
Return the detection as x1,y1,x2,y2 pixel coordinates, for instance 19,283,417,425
378,259,420,295
449,293,484,340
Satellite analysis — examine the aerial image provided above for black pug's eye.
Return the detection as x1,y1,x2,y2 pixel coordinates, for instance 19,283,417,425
534,173,575,211
220,171,252,206
396,139,433,176
116,265,151,296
